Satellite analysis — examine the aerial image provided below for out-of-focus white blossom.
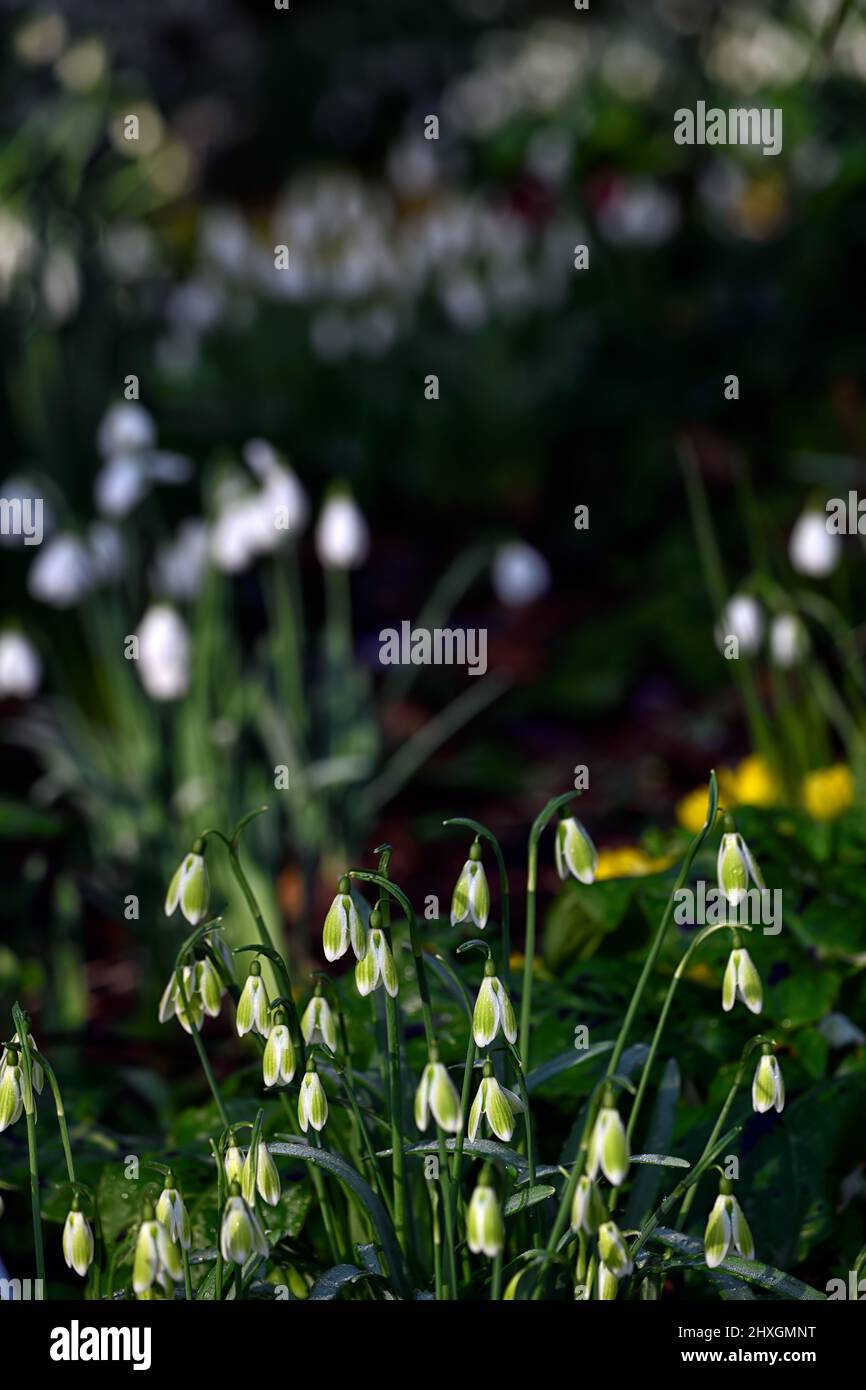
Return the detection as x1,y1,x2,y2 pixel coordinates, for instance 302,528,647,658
97,402,156,459
28,534,93,608
789,509,840,578
154,519,209,600
136,605,190,702
492,542,550,607
715,594,763,656
314,486,369,569
0,631,42,698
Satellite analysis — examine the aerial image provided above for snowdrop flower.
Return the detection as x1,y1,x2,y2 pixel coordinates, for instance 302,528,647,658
236,961,270,1037
155,1179,191,1250
263,1011,296,1088
722,939,762,1015
242,1138,281,1207
244,439,309,537
197,955,224,1019
587,1093,630,1187
164,844,209,925
752,1046,785,1114
467,1170,504,1258
0,631,41,698
314,484,369,569
598,1220,633,1279
717,831,764,907
468,1061,523,1141
450,842,490,928
789,509,840,578
704,1179,754,1268
209,497,268,573
301,990,337,1051
298,1060,329,1133
355,918,398,998
220,1185,268,1266
133,1205,182,1296
770,612,807,668
555,816,598,885
571,1174,605,1236
28,534,93,607
323,879,366,962
491,541,550,607
158,964,204,1034
223,1145,245,1186
472,962,517,1048
136,604,190,701
597,1262,618,1300
715,594,763,656
94,453,150,518
415,1054,463,1134
0,1055,23,1131
62,1202,94,1277
97,401,156,458
153,519,209,601
1,1032,43,1094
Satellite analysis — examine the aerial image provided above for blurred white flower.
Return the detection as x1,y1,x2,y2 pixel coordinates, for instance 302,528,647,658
789,509,840,578
596,179,680,248
770,612,807,668
136,605,190,701
315,487,369,569
94,454,150,518
492,541,550,607
0,632,42,698
154,520,209,600
0,210,36,297
97,401,156,459
715,594,763,656
41,248,80,323
28,534,93,608
200,207,250,276
244,440,309,537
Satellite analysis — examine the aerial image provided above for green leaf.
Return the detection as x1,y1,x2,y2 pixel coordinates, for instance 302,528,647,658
525,1041,614,1094
309,1264,378,1300
631,1153,689,1168
504,1184,556,1216
626,1059,681,1228
650,1228,826,1300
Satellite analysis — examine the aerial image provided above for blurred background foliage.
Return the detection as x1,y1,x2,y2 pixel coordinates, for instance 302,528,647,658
1,0,865,1295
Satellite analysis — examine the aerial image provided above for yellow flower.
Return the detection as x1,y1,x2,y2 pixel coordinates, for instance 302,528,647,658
595,847,673,880
731,755,779,807
676,787,711,835
802,764,854,821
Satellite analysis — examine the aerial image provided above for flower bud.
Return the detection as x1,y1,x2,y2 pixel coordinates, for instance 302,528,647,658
0,1059,23,1132
722,942,762,1015
597,1261,618,1300
62,1203,94,1277
220,1186,269,1266
315,485,369,569
224,1145,245,1186
197,956,224,1018
789,509,840,578
414,1057,463,1134
450,842,490,929
155,1179,191,1250
301,992,337,1051
598,1220,633,1279
555,816,598,885
298,1061,328,1133
467,1062,523,1142
704,1179,754,1268
355,925,398,997
236,960,270,1037
717,832,763,906
132,1206,182,1296
323,882,366,962
472,963,517,1048
164,847,209,925
752,1046,784,1114
242,1138,281,1207
467,1174,504,1258
587,1094,630,1187
570,1174,605,1235
263,1015,296,1087
1,1032,43,1094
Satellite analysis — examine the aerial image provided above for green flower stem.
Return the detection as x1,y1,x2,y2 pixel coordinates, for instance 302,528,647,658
675,1039,766,1229
313,1132,348,1263
521,792,576,1068
175,966,229,1127
427,1183,443,1300
30,1047,75,1184
544,774,718,1261
491,1249,503,1300
382,988,407,1252
443,816,511,988
450,1034,476,1191
11,1006,45,1286
630,1124,741,1266
182,1246,193,1301
333,1008,394,1221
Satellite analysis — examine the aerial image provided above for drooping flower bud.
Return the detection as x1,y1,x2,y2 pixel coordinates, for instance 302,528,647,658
323,878,366,962
587,1091,630,1187
155,1176,191,1250
570,1174,606,1236
704,1178,755,1268
598,1220,633,1279
450,841,490,929
597,1261,618,1300
164,843,210,925
298,1059,328,1133
472,960,517,1048
555,815,598,885
220,1183,269,1266
262,1011,296,1088
133,1203,182,1297
414,1053,463,1134
789,508,840,578
467,1060,523,1142
355,915,398,997
722,937,762,1015
197,955,224,1019
223,1145,245,1186
717,831,764,906
62,1199,95,1277
236,959,270,1037
301,988,337,1051
1,1032,43,1094
467,1170,504,1258
752,1045,785,1114
0,1054,23,1132
315,484,369,570
242,1138,281,1207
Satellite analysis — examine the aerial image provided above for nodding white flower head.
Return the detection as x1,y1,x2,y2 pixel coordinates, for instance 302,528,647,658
196,955,224,1019
136,603,190,701
263,1011,296,1088
703,1179,755,1268
156,1179,191,1250
314,484,369,569
94,453,150,518
62,1201,95,1277
468,1060,524,1142
450,842,490,929
492,541,550,607
752,1045,785,1114
301,990,337,1052
158,964,204,1034
717,830,764,907
715,594,763,657
97,401,156,458
223,1145,245,1187
722,938,762,1015
221,1184,269,1266
597,1261,619,1300
415,1054,463,1134
28,533,94,608
1,1031,43,1094
770,612,808,669
323,879,366,962
0,630,42,699
244,439,310,538
555,815,598,885
133,1204,182,1297
789,508,840,579
355,916,399,998
236,960,271,1037
598,1220,633,1279
467,1170,504,1258
298,1060,329,1133
587,1091,630,1187
570,1174,606,1236
164,842,210,925
472,961,517,1049
0,1054,24,1132
242,1138,281,1207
